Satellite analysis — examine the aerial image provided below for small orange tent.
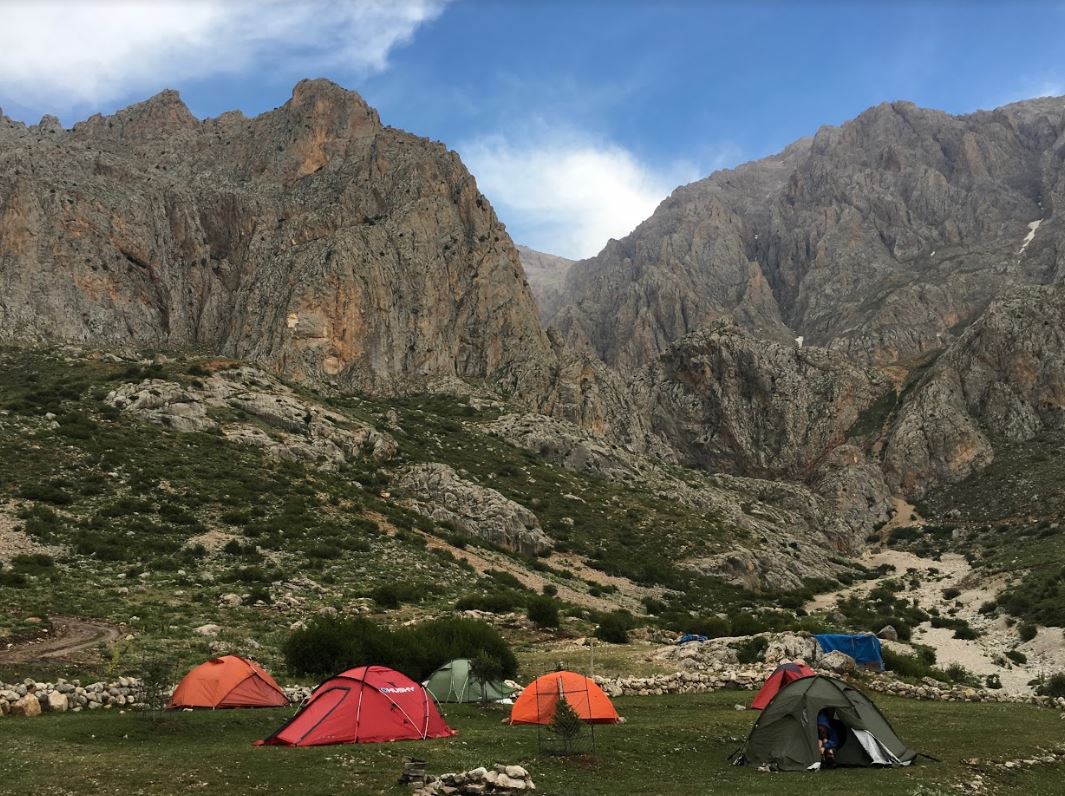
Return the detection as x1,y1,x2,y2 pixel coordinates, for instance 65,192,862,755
509,671,620,725
169,655,288,709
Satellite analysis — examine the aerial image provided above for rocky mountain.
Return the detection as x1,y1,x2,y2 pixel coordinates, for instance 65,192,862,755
6,83,1065,591
546,96,1065,508
552,97,1065,373
0,79,553,397
516,245,576,323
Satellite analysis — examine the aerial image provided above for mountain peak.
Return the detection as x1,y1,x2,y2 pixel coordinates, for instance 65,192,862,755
72,88,198,141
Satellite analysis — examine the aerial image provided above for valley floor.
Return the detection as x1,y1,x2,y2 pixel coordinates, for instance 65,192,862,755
0,691,1061,795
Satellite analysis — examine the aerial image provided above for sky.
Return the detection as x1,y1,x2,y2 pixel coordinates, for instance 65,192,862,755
2,0,1065,259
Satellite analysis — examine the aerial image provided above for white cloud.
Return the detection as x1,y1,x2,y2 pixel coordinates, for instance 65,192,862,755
0,0,447,112
462,133,701,260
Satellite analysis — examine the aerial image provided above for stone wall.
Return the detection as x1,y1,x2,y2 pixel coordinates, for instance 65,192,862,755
0,677,311,715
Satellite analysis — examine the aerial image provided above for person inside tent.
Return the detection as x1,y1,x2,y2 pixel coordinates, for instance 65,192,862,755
817,709,839,767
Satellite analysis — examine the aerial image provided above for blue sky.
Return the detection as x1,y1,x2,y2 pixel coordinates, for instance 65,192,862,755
3,1,1064,258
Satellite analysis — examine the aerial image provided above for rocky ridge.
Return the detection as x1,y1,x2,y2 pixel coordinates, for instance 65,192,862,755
0,80,554,398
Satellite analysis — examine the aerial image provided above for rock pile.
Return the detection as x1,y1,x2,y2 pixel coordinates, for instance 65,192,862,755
0,677,145,714
409,764,536,794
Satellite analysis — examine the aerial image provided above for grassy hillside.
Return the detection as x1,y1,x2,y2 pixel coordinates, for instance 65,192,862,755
0,346,814,681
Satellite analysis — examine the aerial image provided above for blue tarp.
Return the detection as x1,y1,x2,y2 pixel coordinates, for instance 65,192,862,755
676,633,708,645
814,633,884,671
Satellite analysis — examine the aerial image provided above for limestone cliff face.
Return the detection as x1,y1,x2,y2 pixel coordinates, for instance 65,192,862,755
651,323,887,479
883,282,1065,497
516,245,576,324
554,97,1065,373
547,95,1065,508
0,80,553,396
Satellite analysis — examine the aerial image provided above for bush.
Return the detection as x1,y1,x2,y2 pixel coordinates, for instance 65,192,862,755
595,611,634,644
942,587,961,600
734,636,768,664
985,674,1002,690
455,590,525,613
1036,672,1065,698
527,596,560,629
1005,649,1028,665
729,613,768,636
283,616,516,681
1018,622,1039,642
542,584,558,597
945,663,979,686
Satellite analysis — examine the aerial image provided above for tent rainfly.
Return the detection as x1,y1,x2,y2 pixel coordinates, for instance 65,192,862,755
750,661,816,710
423,658,516,703
732,675,918,771
257,665,455,747
168,655,288,710
509,670,620,725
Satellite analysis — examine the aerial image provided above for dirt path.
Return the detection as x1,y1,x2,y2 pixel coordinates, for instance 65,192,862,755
0,616,122,663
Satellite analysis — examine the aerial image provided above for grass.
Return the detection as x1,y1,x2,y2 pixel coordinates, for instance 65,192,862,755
0,691,1062,795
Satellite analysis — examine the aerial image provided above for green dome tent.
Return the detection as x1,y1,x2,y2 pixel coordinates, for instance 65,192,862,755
731,675,917,771
423,659,517,704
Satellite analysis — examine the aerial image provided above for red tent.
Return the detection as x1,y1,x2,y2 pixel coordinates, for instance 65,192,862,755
257,665,456,746
750,661,816,710
169,655,288,709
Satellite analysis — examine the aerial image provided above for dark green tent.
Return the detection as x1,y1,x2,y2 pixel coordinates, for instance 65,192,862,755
422,658,516,704
732,675,917,771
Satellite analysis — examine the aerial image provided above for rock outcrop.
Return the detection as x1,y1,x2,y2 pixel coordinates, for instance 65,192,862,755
391,463,553,555
0,80,554,397
106,363,396,469
883,282,1065,496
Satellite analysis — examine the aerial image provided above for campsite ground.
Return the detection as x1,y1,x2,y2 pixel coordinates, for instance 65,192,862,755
0,691,1062,795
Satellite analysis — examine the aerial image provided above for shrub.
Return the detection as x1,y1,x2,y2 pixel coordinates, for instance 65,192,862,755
1036,673,1065,698
527,596,560,629
882,647,942,681
942,587,961,600
542,584,558,597
1018,622,1039,642
18,481,73,505
729,613,768,636
455,590,525,613
945,663,978,686
641,597,667,616
1005,649,1028,665
734,636,768,664
985,674,1002,690
283,616,517,682
595,611,634,644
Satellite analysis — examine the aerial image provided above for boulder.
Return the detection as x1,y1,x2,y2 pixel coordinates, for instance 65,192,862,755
10,693,42,717
819,650,856,674
877,625,899,641
46,692,69,713
194,624,221,637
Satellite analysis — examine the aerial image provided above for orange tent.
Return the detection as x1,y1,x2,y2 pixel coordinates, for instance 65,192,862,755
169,655,288,709
509,671,620,725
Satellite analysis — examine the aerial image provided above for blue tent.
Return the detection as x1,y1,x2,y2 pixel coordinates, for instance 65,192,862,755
814,633,884,671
